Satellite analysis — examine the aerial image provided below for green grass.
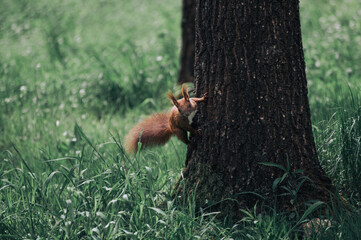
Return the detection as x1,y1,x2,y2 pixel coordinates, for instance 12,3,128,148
1,0,361,239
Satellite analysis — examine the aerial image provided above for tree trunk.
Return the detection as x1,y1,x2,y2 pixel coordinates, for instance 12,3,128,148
174,0,334,216
177,0,195,84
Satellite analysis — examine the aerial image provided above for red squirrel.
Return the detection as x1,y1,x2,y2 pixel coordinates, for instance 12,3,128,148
124,84,207,153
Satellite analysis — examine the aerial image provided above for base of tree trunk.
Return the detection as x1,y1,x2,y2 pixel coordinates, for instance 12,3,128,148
173,148,339,219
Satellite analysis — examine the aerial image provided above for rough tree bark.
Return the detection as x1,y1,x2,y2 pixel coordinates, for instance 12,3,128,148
174,0,334,216
177,0,195,84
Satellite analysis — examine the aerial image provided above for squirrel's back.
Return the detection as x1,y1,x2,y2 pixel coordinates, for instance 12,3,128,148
124,112,172,153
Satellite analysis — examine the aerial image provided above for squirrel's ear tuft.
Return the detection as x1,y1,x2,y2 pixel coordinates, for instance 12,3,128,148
167,91,179,108
181,84,190,102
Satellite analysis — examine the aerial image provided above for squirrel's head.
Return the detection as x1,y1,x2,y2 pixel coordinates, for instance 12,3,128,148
167,84,197,117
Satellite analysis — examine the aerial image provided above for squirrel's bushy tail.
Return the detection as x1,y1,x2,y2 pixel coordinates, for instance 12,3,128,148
124,113,173,153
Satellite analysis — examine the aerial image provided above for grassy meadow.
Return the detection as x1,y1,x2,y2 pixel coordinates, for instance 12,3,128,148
1,0,361,239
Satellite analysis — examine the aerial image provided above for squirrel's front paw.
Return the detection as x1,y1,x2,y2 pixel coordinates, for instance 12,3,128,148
202,92,208,100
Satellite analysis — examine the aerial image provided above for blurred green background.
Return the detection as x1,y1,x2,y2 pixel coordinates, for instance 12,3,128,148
1,0,361,238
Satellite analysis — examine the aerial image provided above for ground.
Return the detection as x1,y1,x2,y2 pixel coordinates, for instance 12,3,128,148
0,0,361,238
